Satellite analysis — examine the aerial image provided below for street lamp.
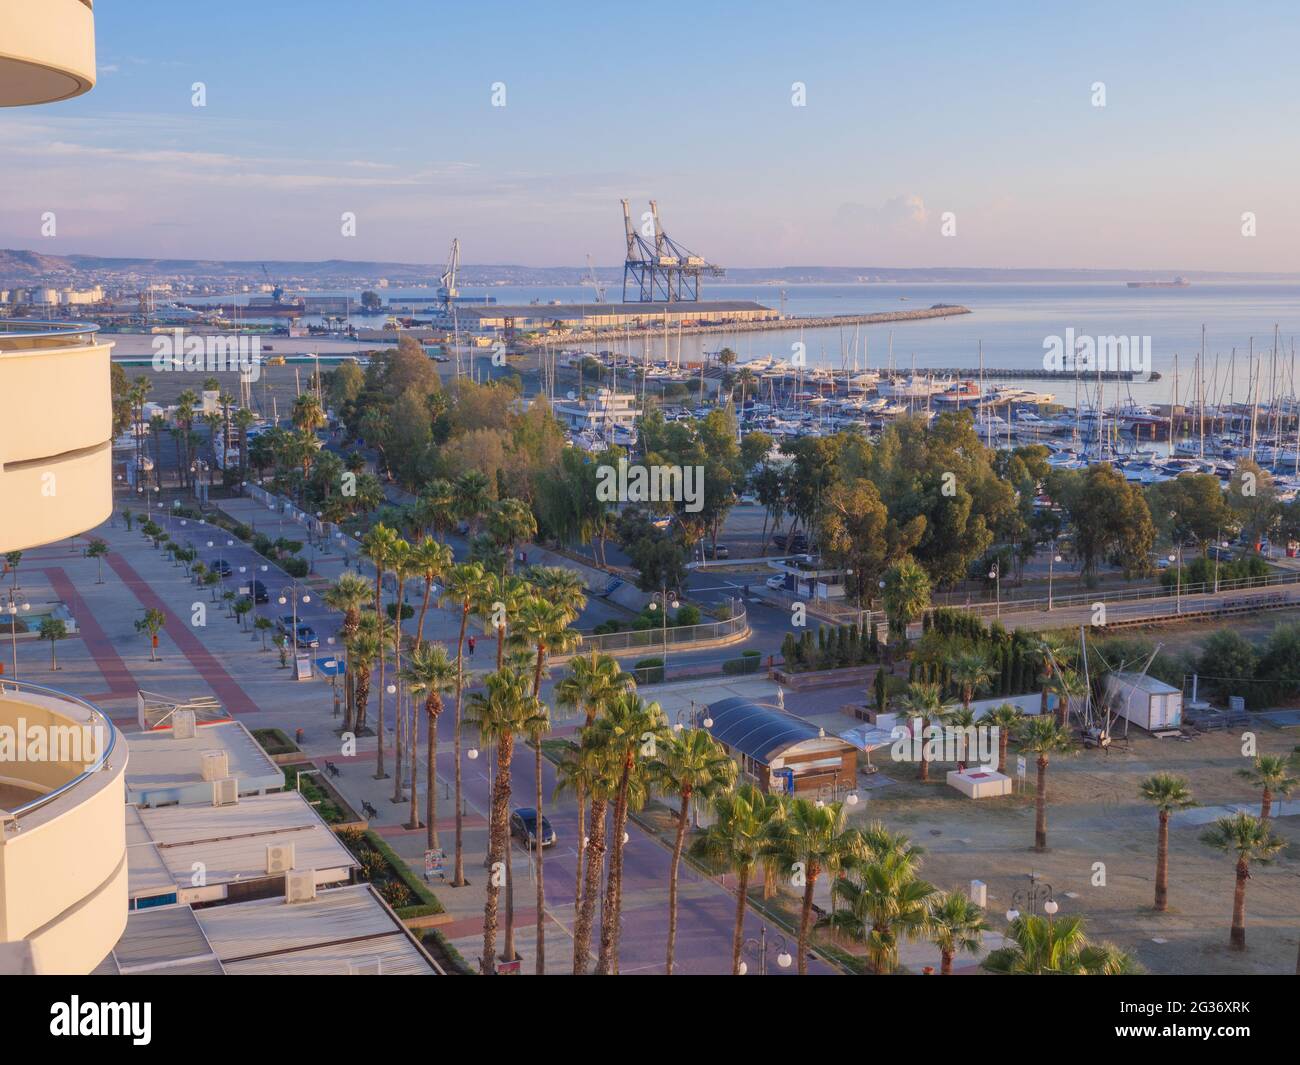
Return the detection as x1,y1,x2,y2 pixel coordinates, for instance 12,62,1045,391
4,590,31,684
646,585,680,677
1006,872,1056,922
1047,541,1062,611
277,585,312,667
989,563,1000,618
739,925,794,975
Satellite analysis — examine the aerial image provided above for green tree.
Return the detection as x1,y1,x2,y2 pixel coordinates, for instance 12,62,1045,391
1139,773,1195,912
1199,812,1285,950
1018,716,1075,851
86,539,109,584
323,571,374,732
134,608,166,661
882,559,930,650
926,890,989,974
1236,754,1297,822
983,914,1140,974
985,703,1025,774
38,617,67,670
401,643,458,847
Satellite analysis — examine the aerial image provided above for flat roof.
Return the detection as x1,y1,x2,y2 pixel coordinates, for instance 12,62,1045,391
706,696,852,766
195,884,441,975
127,791,358,899
124,719,281,803
95,905,225,976
1110,671,1181,695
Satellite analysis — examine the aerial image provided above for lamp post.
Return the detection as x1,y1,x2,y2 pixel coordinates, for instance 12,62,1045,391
1005,871,1057,923
739,926,794,975
4,588,31,684
1047,541,1062,611
646,585,680,677
325,636,343,716
277,584,312,669
989,563,1000,618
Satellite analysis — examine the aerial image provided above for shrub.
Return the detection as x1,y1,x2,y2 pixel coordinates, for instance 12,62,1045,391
283,557,310,578
634,657,665,683
674,604,701,627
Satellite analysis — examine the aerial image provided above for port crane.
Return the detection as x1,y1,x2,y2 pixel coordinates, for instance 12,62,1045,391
437,239,460,313
621,198,722,302
260,263,285,305
584,254,607,302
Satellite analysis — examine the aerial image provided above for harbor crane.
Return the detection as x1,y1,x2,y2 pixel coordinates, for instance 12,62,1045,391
260,263,285,305
584,254,607,302
437,238,460,313
620,198,722,302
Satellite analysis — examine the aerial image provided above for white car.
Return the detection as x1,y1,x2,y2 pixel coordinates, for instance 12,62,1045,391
765,574,787,590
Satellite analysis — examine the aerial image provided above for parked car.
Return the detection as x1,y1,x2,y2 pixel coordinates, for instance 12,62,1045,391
250,579,269,604
765,574,787,591
276,616,319,648
510,807,556,848
209,558,233,577
706,544,730,560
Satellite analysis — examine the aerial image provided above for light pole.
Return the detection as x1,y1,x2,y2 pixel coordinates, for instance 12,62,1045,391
1047,541,1062,611
277,584,312,671
646,585,680,678
1168,549,1181,613
4,588,30,685
1006,872,1057,922
989,563,1000,618
739,926,794,975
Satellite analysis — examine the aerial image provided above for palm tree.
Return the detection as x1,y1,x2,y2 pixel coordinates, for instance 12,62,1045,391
465,668,547,974
415,479,458,541
1200,812,1285,949
476,572,528,671
899,682,943,782
927,891,989,974
650,728,737,974
691,783,785,975
348,615,382,733
555,653,635,931
943,704,976,770
444,561,489,887
86,539,109,584
409,536,453,650
1236,754,1297,821
486,498,537,573
361,524,399,778
1139,773,1195,912
983,914,1140,974
881,558,930,651
592,692,668,974
985,703,1025,774
324,571,373,732
553,729,620,974
1018,716,1074,851
134,608,166,661
823,848,934,974
454,469,493,535
38,618,67,670
950,652,992,712
386,538,415,804
764,797,865,974
1043,666,1085,729
291,391,327,433
402,643,457,847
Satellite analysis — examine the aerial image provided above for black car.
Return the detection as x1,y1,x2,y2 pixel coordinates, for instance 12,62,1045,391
510,807,557,848
209,558,233,577
276,616,319,648
250,579,269,604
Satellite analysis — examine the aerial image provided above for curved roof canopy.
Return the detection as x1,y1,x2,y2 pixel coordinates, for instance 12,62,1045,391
705,697,829,766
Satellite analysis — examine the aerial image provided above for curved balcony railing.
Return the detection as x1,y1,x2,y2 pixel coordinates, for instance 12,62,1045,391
0,0,98,108
0,678,118,818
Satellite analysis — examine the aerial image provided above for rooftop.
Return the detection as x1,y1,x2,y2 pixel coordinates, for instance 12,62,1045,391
706,696,851,766
123,719,282,806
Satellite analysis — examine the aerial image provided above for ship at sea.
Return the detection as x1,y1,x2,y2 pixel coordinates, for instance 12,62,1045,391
1127,276,1190,288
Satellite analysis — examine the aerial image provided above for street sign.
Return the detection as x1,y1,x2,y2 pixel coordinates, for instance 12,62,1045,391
294,653,313,680
497,959,521,975
424,848,445,880
1016,756,1027,779
316,656,345,677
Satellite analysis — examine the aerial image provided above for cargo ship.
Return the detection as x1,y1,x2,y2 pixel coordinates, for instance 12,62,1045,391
1127,276,1190,288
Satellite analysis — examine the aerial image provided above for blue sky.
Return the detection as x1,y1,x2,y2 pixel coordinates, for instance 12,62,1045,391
3,0,1299,269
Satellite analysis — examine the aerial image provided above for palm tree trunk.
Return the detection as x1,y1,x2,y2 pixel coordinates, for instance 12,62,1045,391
533,646,547,973
1230,858,1248,949
452,605,469,887
918,715,930,782
415,579,433,648
665,788,691,974
598,758,633,974
407,695,421,829
797,873,817,975
374,576,387,779
425,701,439,849
998,730,1009,775
392,590,407,803
1035,757,1048,851
1261,787,1273,822
573,778,586,922
481,734,513,973
574,795,606,974
730,867,750,975
1154,810,1170,911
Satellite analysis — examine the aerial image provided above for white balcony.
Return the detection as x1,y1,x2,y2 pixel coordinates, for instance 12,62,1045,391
0,322,115,553
0,0,97,108
0,680,127,974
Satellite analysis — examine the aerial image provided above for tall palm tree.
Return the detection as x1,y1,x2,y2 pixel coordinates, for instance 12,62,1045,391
476,572,528,671
465,668,547,973
486,498,537,573
1139,773,1195,912
650,728,737,974
291,391,326,433
764,797,865,974
942,704,976,770
1200,811,1285,950
881,558,930,651
983,914,1140,974
926,891,989,974
1043,666,1085,729
409,535,453,649
402,643,457,844
444,561,489,887
414,478,458,541
691,783,785,975
950,652,992,712
985,703,1025,775
823,849,934,974
555,653,635,927
1236,753,1297,822
554,728,620,974
454,469,493,536
1018,716,1075,851
324,571,373,732
592,692,668,974
386,538,415,804
899,681,943,782
361,524,399,779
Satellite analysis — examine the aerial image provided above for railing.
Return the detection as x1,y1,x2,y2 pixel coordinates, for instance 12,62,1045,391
0,679,118,819
0,320,101,352
568,603,748,655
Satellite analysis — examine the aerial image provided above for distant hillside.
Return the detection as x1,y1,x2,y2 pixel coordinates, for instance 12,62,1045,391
3,248,1300,287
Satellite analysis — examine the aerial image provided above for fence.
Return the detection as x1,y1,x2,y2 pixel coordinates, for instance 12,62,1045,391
567,602,748,656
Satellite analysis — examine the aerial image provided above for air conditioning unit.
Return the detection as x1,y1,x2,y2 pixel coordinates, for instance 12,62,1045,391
172,710,197,739
200,750,229,782
212,777,239,806
285,869,316,904
266,842,296,874
348,957,383,975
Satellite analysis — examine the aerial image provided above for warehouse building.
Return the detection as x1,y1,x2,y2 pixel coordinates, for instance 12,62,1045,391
457,299,779,332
